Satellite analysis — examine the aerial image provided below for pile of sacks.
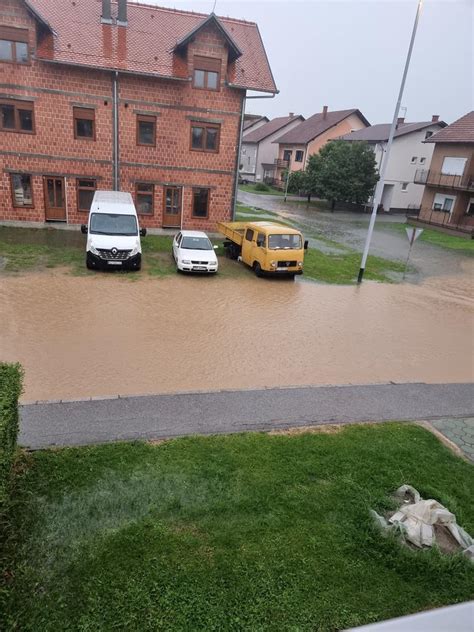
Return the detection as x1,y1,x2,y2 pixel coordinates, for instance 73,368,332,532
371,485,474,561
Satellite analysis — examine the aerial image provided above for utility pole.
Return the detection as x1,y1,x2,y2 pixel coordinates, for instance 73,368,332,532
357,0,424,284
283,161,291,202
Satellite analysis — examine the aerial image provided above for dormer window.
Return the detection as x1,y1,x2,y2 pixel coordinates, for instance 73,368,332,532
193,56,221,91
0,27,29,64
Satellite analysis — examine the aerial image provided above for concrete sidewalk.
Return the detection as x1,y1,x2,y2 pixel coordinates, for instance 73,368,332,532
19,382,474,449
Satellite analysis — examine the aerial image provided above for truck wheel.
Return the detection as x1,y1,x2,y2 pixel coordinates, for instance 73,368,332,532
253,262,263,277
227,243,240,260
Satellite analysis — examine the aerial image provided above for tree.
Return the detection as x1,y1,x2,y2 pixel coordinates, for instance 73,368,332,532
287,168,321,202
307,140,378,210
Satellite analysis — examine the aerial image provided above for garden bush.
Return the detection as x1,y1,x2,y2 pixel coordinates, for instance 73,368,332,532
0,363,23,509
254,182,270,192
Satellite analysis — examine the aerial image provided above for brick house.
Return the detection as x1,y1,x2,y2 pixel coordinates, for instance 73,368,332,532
0,0,276,230
415,111,474,233
273,106,369,183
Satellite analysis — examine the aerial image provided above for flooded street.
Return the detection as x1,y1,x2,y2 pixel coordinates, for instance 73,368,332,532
1,268,473,402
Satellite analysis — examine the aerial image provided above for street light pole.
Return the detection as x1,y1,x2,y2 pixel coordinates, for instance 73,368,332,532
357,0,424,284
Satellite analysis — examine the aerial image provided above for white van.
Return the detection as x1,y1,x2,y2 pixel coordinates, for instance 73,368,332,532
81,191,146,271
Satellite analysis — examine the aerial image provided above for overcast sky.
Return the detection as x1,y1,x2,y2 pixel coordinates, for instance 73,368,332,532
142,0,473,125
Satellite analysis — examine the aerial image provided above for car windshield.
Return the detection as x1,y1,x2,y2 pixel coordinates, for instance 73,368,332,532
181,236,213,250
268,234,302,250
90,213,138,236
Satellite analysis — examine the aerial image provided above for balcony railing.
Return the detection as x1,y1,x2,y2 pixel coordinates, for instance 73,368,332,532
407,206,474,235
274,158,289,169
414,169,474,191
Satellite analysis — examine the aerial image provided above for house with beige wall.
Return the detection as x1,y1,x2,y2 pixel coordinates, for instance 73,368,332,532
339,116,446,212
273,106,369,183
416,111,474,232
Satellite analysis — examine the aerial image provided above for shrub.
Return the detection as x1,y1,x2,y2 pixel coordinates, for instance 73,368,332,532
0,363,23,509
254,182,270,192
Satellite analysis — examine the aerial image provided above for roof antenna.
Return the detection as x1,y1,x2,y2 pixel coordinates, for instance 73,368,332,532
212,0,217,13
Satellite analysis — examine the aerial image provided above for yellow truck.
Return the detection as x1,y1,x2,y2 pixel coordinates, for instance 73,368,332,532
217,220,308,277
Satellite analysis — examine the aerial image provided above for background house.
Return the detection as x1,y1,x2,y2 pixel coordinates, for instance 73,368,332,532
339,116,446,212
273,106,369,184
243,114,269,133
416,111,474,232
239,114,304,183
0,0,276,230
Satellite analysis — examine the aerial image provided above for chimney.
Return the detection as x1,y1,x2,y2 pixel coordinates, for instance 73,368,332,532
289,112,294,118
117,0,128,26
397,116,405,126
101,0,112,24
431,114,439,123
322,105,328,119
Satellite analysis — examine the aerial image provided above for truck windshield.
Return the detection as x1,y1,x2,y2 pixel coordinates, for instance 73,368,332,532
181,236,213,250
268,234,302,250
90,213,138,236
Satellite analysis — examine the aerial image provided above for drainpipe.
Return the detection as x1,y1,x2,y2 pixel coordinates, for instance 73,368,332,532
112,71,119,190
231,91,246,220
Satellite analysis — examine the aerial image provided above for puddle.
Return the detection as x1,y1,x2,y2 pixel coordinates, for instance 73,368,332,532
1,269,473,402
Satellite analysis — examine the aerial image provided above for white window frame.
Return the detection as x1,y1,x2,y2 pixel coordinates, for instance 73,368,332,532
466,197,474,216
410,156,417,164
419,157,426,165
433,193,456,213
441,157,467,176
401,182,409,191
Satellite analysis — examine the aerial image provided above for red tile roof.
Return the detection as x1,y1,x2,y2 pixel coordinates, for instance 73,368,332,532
25,0,277,93
274,109,370,145
243,115,304,143
339,121,447,143
425,111,474,144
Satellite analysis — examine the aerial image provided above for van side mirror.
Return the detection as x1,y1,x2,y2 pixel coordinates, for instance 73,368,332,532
81,224,88,234
140,228,147,237
304,240,309,250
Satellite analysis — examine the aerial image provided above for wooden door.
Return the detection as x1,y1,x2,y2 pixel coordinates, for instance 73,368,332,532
44,177,66,221
162,187,182,228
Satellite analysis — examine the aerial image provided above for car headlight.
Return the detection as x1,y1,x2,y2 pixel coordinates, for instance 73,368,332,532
90,245,100,255
181,259,191,265
298,261,303,267
130,244,140,256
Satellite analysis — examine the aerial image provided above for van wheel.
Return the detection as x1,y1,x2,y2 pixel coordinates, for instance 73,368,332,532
253,262,263,277
86,254,95,270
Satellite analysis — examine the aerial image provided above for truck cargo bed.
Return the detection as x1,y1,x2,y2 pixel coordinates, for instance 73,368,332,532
217,221,247,246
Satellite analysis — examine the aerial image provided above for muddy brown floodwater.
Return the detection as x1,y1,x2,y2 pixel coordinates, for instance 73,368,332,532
1,267,473,402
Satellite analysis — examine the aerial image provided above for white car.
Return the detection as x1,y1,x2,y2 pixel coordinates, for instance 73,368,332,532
172,231,218,273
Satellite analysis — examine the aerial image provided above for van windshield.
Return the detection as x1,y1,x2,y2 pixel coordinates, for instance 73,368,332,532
90,213,138,236
268,234,302,250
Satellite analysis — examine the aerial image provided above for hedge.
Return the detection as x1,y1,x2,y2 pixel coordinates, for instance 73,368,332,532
0,363,23,508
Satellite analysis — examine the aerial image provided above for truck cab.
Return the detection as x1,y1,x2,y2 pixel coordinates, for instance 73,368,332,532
81,191,146,271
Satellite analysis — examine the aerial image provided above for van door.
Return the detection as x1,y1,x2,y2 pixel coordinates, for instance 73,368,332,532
241,227,256,265
255,231,267,269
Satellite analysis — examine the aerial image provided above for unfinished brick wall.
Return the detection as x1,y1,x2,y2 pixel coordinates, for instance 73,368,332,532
0,0,243,230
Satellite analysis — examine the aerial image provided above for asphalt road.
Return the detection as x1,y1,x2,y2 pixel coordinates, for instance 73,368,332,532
19,382,474,449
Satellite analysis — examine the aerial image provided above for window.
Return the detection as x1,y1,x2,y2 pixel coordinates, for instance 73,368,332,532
135,183,154,215
192,188,210,218
245,228,254,242
191,122,220,152
425,131,433,140
0,26,29,64
433,193,456,212
295,150,304,162
11,173,33,207
401,182,408,191
0,99,34,133
410,156,417,164
441,156,467,176
193,56,220,91
164,187,181,216
466,198,474,216
77,179,96,211
137,114,156,146
256,232,266,247
419,157,426,165
283,150,293,162
73,107,95,140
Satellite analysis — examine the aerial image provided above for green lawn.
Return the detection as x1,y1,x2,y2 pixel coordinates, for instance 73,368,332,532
386,223,474,254
238,184,285,196
3,424,473,631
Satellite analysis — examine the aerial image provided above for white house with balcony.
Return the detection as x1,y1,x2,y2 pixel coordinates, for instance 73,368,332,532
339,116,447,212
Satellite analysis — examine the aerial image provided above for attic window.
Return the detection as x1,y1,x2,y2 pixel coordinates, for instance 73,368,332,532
0,26,29,64
193,56,221,91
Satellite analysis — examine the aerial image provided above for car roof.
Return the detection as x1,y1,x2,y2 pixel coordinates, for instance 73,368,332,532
179,230,210,238
247,221,301,235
